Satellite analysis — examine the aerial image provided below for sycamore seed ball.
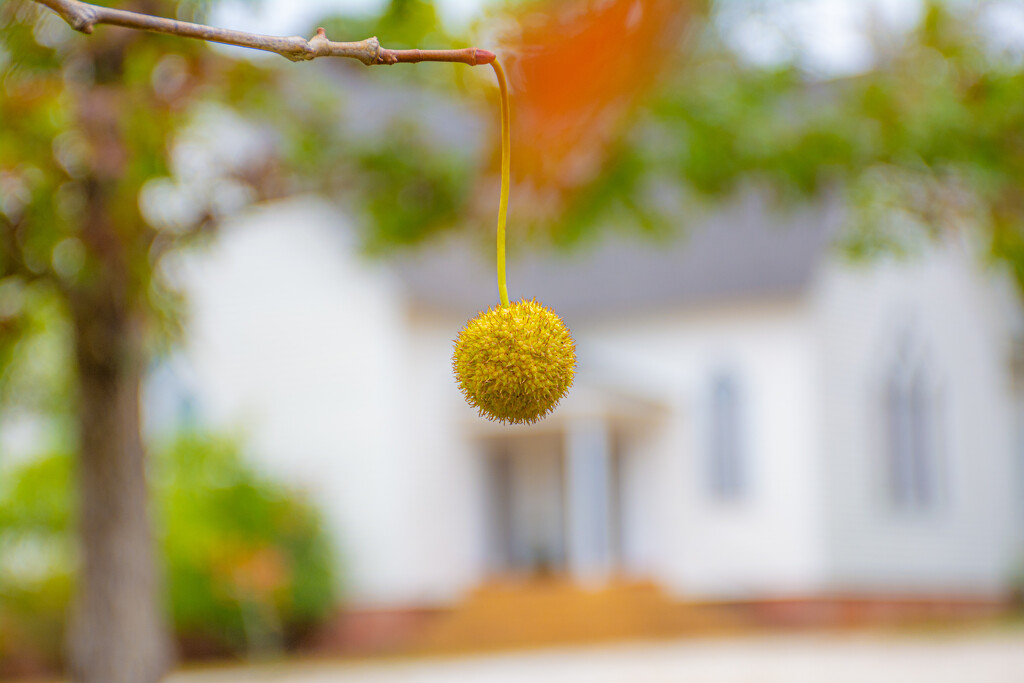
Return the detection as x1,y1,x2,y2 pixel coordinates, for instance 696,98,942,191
453,299,576,424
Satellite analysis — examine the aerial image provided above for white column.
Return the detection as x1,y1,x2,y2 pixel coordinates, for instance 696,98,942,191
565,415,613,585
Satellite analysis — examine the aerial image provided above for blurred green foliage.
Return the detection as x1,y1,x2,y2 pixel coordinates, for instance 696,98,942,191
0,0,481,381
558,1,1024,290
0,431,337,672
251,0,482,253
321,0,455,52
4,0,1024,341
159,432,336,654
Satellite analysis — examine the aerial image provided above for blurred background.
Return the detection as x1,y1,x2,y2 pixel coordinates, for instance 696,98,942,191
3,0,1024,681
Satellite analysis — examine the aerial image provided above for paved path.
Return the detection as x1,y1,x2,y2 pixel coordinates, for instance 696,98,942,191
170,630,1024,683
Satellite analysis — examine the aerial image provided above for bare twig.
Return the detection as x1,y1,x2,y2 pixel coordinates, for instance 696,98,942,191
33,0,497,66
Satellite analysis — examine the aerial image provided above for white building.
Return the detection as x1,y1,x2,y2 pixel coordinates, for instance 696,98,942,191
166,191,1024,618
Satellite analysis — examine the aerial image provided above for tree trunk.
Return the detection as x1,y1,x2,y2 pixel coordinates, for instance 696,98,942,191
67,290,172,683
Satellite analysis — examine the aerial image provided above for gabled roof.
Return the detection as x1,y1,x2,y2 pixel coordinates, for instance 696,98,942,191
395,192,841,322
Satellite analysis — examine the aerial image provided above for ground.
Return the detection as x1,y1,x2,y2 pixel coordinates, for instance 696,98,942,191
170,628,1024,683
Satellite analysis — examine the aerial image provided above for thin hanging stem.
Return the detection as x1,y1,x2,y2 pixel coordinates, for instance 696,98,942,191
492,59,511,308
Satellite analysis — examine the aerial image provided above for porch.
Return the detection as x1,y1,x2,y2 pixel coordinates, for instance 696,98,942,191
471,385,667,586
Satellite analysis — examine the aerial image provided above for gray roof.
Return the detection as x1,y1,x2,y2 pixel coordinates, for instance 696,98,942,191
394,193,841,323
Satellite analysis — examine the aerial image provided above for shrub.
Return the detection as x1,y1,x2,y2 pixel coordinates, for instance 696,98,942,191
0,431,338,674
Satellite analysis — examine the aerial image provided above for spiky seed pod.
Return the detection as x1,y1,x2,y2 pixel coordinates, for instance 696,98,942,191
453,299,576,424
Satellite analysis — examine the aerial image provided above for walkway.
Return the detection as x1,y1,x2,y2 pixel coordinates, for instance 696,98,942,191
170,628,1024,683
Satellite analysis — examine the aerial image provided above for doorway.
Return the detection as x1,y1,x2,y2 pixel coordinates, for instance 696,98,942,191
482,426,631,580
484,434,567,577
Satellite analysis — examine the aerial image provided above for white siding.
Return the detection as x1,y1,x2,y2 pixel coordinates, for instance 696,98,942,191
580,301,825,599
398,310,491,604
814,241,1022,596
180,198,423,608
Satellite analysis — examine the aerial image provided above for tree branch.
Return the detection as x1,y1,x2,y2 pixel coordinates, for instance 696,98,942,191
33,0,497,66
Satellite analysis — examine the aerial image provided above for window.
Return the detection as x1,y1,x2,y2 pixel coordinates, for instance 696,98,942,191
884,341,940,511
708,371,745,500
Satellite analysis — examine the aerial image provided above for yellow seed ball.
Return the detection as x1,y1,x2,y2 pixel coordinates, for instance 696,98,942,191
452,299,576,424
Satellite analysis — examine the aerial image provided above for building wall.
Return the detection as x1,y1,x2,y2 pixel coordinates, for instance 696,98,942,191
396,300,829,603
814,240,1023,596
396,308,494,604
180,198,430,608
178,198,1024,607
579,300,826,599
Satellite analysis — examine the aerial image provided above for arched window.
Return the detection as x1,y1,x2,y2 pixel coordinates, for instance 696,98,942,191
884,339,940,511
708,371,745,500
